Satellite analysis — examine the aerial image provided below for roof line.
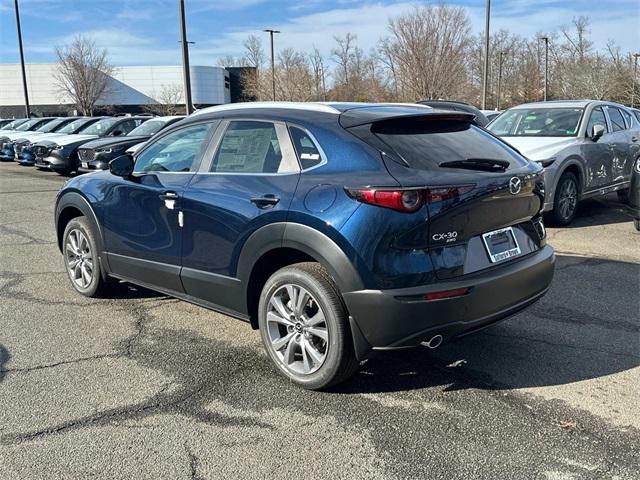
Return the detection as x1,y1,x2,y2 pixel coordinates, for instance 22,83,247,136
192,102,341,117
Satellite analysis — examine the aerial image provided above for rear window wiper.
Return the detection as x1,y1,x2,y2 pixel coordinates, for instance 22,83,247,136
439,158,510,172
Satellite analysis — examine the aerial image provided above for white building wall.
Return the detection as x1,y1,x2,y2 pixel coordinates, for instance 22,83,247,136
0,64,230,107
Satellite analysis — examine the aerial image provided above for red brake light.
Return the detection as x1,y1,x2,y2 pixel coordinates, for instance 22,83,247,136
346,185,474,212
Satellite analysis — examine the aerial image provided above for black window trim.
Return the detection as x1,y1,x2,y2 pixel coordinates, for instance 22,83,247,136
604,105,627,132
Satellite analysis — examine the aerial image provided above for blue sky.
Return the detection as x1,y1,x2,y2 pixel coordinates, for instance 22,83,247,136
0,0,638,67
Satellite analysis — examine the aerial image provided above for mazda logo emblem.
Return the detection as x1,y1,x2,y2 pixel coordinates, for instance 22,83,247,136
509,177,522,195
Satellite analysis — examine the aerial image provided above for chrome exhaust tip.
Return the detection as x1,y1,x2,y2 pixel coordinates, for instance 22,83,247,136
421,334,443,349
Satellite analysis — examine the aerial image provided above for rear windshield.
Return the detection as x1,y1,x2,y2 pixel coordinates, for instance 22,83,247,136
488,108,583,137
371,119,526,171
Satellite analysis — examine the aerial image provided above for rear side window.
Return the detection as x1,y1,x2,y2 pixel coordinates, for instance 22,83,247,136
289,126,323,169
371,119,526,171
210,121,298,174
607,107,626,132
620,109,633,128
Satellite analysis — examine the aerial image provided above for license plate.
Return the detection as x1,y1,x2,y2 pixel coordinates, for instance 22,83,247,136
81,162,88,168
482,227,521,263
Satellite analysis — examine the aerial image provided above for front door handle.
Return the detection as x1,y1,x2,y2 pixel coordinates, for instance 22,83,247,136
250,194,280,209
632,136,638,142
160,191,178,209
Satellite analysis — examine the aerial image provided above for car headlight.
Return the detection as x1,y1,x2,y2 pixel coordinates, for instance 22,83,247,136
535,157,556,168
53,145,64,150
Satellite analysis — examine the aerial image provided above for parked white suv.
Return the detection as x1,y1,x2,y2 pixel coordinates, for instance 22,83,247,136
488,100,640,224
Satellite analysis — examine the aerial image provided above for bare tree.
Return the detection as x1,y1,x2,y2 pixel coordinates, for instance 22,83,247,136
150,84,184,115
243,34,265,68
309,47,327,101
54,35,113,115
382,5,471,101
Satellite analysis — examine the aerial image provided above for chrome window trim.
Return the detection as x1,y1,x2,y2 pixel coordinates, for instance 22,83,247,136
197,118,302,176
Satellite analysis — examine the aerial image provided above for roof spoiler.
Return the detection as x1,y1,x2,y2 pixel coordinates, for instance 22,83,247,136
339,109,476,128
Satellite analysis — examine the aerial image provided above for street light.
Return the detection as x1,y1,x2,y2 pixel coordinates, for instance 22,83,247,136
263,29,280,101
178,0,194,114
497,51,505,111
540,36,549,101
632,53,640,108
481,0,491,110
13,0,30,117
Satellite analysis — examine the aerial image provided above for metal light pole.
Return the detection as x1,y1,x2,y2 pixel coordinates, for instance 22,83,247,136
178,0,193,114
481,0,491,110
632,53,640,108
14,0,30,117
540,36,549,101
497,51,504,111
264,29,280,101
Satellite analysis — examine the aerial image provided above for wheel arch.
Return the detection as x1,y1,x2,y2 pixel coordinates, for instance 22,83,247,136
237,222,365,329
557,157,586,196
56,191,104,255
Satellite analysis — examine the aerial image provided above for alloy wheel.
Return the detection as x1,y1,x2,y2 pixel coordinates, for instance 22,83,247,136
558,178,577,220
65,229,94,289
266,284,329,375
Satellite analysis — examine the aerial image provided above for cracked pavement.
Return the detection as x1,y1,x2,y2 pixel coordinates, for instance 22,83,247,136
0,163,638,479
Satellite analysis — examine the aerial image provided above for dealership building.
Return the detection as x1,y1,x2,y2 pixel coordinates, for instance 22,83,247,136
0,63,255,117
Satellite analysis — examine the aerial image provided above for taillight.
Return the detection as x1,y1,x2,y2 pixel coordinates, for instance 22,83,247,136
345,185,474,212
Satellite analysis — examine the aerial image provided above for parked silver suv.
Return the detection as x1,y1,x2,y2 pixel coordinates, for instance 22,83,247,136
488,100,640,224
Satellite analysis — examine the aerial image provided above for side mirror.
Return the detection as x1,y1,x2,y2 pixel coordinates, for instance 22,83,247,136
109,154,134,178
111,130,123,137
591,124,605,142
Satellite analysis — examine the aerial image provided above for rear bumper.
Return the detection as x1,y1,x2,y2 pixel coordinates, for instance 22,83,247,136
343,245,555,351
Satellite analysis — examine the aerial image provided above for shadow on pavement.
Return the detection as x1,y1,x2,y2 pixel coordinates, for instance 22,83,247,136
549,194,634,228
334,253,640,394
0,345,9,384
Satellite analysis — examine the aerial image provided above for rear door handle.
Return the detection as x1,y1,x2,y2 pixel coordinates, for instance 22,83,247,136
250,194,280,209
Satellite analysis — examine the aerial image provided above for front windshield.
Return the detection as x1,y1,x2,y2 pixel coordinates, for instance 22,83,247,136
78,118,118,136
127,120,166,137
57,118,92,134
488,108,584,137
36,118,67,133
16,119,44,131
2,119,28,130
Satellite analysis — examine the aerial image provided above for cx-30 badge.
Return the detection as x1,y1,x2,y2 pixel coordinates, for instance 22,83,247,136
509,177,522,195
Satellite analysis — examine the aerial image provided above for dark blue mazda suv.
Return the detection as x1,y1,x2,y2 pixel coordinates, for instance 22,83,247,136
55,102,555,389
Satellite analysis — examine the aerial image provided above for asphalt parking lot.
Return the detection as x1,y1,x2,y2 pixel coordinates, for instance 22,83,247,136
0,163,638,479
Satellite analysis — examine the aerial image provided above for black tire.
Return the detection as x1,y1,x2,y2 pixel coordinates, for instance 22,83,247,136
617,189,630,204
62,216,111,297
634,219,640,232
551,171,579,225
258,262,359,390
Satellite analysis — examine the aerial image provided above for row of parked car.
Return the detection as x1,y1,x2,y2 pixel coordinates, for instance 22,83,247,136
0,114,183,174
1,98,639,228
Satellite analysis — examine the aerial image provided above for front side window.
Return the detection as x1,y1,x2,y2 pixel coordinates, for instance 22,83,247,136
210,121,298,174
289,126,323,169
113,119,143,136
606,107,626,132
620,108,633,129
488,108,583,137
134,124,210,173
586,107,608,137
